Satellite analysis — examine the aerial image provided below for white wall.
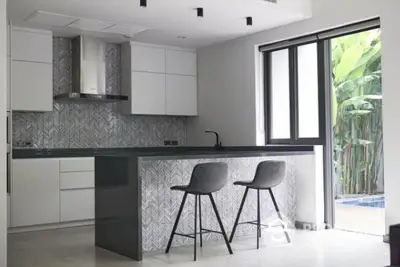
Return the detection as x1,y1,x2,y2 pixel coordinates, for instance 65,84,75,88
380,0,400,235
188,0,382,146
189,0,399,233
0,0,6,264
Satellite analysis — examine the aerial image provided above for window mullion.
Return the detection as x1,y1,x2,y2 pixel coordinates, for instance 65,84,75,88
289,47,299,142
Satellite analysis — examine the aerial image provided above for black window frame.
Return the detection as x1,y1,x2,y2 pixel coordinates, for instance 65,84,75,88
262,18,381,229
264,40,328,145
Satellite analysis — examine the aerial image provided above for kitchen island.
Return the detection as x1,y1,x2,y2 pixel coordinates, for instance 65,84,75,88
94,146,314,261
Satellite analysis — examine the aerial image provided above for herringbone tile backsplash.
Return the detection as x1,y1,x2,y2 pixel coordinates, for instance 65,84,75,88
12,37,187,148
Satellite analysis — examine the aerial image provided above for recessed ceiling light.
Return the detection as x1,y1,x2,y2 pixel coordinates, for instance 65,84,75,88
177,36,187,39
196,8,204,18
24,11,78,27
246,17,253,26
140,0,147,7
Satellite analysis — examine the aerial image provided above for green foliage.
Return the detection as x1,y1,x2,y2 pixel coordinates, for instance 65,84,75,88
332,29,383,195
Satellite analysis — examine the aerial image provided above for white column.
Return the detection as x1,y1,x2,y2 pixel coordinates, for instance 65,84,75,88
0,0,7,265
381,0,400,235
294,146,325,229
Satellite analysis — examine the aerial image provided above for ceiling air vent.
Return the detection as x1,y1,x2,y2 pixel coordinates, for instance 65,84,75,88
258,0,277,3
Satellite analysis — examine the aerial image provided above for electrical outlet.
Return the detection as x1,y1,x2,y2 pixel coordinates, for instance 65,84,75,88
164,140,178,146
164,140,171,146
170,140,178,146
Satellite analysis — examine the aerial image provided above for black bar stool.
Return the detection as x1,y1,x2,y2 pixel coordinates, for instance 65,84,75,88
165,162,233,261
229,160,291,249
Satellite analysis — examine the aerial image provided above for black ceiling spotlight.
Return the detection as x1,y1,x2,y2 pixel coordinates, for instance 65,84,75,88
197,7,204,17
140,0,147,7
246,17,253,26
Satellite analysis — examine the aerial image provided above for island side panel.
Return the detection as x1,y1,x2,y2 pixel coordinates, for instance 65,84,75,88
139,156,296,252
95,156,142,260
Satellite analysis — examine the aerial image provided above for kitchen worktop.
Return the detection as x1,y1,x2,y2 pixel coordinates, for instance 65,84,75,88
13,146,314,159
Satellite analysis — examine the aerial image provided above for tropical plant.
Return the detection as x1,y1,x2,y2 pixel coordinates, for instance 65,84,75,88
332,29,383,195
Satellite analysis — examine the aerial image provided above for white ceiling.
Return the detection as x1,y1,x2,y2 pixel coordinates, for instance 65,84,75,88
8,0,311,48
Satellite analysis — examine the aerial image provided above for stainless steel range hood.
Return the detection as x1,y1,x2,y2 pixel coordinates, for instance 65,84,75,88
54,35,128,102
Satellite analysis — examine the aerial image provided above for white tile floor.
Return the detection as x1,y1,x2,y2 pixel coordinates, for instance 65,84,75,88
8,226,390,267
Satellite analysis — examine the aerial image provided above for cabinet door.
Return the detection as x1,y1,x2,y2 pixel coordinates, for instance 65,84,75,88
131,45,165,73
11,29,52,63
166,75,197,116
7,194,10,228
60,189,94,222
11,61,53,111
131,71,166,115
11,159,60,227
59,157,94,172
166,50,196,76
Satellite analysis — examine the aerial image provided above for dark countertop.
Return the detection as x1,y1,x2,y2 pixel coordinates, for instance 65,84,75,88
12,146,314,159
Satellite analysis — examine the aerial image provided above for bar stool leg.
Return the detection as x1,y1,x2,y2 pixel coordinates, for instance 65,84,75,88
209,194,233,255
257,189,261,249
194,194,198,261
269,188,291,243
199,195,203,247
229,187,249,243
166,192,188,254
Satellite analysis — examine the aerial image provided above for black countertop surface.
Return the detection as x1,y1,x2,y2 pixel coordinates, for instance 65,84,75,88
12,146,314,159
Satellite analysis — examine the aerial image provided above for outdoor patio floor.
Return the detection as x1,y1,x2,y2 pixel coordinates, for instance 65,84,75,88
335,203,385,235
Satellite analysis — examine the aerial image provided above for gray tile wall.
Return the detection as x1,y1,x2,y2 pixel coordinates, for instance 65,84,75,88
140,156,296,251
12,37,187,148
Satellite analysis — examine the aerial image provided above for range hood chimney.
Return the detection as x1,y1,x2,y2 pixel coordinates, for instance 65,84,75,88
54,35,128,102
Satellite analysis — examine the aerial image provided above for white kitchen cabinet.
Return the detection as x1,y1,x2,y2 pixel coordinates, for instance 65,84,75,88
11,60,53,112
7,24,11,111
166,75,197,116
59,157,94,172
7,195,10,228
11,159,60,227
166,49,197,76
60,189,94,222
11,28,52,63
60,172,94,190
131,72,166,115
130,44,165,73
122,42,197,116
11,27,53,112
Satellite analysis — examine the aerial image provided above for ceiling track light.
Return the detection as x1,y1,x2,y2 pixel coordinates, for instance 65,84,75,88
246,16,253,26
140,0,147,8
197,7,204,17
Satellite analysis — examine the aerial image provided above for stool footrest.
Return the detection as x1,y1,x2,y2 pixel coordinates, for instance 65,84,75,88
175,228,224,239
202,228,223,235
175,233,196,239
238,220,269,227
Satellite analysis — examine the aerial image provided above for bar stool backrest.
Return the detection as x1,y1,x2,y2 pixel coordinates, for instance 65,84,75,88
252,161,286,189
187,162,228,194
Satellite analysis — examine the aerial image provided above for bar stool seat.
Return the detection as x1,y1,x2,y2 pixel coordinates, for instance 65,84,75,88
165,162,233,261
233,180,256,187
170,185,189,191
229,160,291,249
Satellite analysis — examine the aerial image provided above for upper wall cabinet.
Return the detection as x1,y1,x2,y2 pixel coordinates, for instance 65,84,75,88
11,28,52,63
131,45,166,73
11,61,53,112
166,49,197,76
11,27,53,112
122,42,197,116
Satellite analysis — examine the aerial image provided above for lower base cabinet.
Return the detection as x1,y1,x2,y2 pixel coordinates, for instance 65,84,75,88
11,159,60,227
10,157,95,229
60,189,94,222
